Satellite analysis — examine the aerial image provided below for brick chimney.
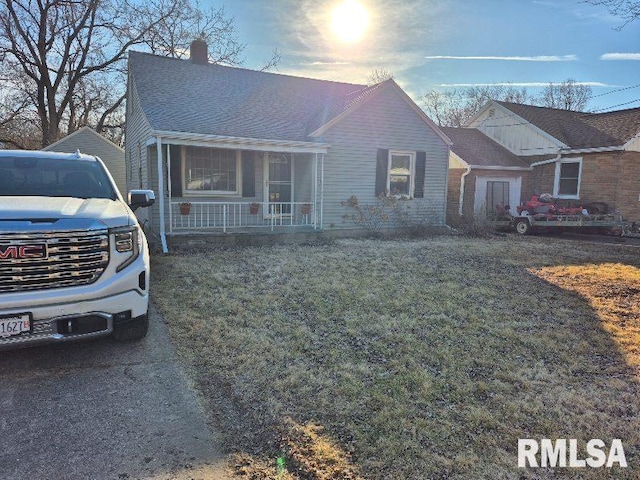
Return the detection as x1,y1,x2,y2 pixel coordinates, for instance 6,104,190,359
190,39,208,65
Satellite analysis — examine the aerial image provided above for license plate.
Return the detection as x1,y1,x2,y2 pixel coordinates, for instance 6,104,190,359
0,313,31,338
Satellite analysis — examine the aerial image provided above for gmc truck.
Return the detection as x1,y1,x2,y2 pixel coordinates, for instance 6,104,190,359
0,150,155,349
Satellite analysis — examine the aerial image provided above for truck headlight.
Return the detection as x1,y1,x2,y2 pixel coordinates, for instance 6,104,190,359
111,226,141,272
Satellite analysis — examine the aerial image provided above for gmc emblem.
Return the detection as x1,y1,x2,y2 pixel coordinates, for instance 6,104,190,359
0,244,48,260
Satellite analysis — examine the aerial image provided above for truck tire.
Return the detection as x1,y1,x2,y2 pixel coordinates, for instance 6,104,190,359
112,313,149,342
515,219,531,235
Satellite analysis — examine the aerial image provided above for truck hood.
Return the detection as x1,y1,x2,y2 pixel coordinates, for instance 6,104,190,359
0,197,133,231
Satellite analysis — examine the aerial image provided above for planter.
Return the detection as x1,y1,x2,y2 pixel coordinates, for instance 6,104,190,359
249,202,260,215
179,202,191,215
301,204,311,215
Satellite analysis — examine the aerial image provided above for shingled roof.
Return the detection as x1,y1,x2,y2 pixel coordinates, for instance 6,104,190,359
128,51,371,142
495,101,640,150
441,127,530,168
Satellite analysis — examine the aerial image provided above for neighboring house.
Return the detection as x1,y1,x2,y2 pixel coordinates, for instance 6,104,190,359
43,126,127,195
443,126,530,222
125,41,451,249
447,100,640,223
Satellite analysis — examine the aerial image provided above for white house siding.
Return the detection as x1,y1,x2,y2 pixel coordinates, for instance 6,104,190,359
469,105,561,157
318,86,450,230
44,128,127,196
124,75,154,229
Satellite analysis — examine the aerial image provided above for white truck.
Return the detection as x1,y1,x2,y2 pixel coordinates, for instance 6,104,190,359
0,150,155,349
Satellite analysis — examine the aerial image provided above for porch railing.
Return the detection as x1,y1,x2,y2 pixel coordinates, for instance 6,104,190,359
169,201,316,233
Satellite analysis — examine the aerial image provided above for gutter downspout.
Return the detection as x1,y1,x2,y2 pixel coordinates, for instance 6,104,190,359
156,137,168,253
320,153,325,229
458,165,472,217
529,153,561,168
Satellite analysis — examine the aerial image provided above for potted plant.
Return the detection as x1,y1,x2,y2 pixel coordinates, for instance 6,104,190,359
179,202,191,215
249,202,260,215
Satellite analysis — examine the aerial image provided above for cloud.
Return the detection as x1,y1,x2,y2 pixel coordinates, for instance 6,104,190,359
298,61,352,66
425,55,578,62
437,82,613,88
600,53,640,61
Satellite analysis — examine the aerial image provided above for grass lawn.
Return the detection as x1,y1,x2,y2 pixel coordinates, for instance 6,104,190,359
151,235,640,479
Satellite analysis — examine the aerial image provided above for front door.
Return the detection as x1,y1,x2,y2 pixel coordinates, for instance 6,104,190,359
474,175,521,217
264,153,293,216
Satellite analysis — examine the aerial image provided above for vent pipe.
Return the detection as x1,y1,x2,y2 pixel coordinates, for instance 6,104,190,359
190,39,208,65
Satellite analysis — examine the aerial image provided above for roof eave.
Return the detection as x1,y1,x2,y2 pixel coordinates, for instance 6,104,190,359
560,145,625,154
149,130,330,153
468,165,532,171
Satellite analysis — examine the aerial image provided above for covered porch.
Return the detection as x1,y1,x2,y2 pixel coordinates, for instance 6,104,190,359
150,132,327,250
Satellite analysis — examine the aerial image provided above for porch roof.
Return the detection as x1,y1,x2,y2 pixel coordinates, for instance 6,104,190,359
129,51,367,144
149,130,330,154
442,127,530,169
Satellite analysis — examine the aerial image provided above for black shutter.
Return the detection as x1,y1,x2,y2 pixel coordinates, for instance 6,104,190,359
242,151,256,197
375,149,389,196
169,145,182,197
414,151,426,198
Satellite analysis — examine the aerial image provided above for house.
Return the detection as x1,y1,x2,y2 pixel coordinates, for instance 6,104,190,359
125,41,451,250
443,126,530,222
447,100,640,224
43,126,127,195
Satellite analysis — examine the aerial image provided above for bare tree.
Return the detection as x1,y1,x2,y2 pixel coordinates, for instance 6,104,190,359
420,85,533,127
538,79,592,111
585,0,640,29
367,68,393,86
0,0,182,147
0,0,277,149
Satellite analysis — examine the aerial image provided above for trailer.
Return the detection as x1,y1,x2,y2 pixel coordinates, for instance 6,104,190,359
486,194,627,236
510,211,625,235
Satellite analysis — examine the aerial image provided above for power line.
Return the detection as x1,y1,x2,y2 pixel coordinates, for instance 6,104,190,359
588,83,640,99
591,98,640,113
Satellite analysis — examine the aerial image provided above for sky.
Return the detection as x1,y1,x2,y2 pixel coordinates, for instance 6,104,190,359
206,0,639,113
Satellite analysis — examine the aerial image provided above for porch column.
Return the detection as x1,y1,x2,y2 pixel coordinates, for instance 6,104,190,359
156,137,168,253
320,153,325,229
313,153,318,229
167,145,172,234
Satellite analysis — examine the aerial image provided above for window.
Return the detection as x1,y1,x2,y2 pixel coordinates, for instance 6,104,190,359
388,151,414,197
554,158,582,198
184,147,240,195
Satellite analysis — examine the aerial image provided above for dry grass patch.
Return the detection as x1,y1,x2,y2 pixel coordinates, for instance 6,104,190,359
532,263,640,373
151,236,640,479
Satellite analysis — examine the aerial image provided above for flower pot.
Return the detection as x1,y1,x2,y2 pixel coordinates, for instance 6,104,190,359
179,202,191,215
249,203,260,215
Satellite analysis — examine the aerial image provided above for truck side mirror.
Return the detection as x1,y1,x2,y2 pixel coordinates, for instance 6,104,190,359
128,189,155,211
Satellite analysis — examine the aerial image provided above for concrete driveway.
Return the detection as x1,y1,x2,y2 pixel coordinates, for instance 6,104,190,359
0,305,231,480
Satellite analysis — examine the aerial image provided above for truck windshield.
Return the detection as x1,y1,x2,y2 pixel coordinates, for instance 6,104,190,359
0,156,116,199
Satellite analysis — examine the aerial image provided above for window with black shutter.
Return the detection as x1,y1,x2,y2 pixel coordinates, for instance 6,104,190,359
375,149,426,198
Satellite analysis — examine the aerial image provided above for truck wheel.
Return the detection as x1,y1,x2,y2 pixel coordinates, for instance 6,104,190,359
515,219,531,235
112,313,149,342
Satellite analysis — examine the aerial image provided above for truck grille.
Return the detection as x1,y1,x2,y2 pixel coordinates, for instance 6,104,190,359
0,230,110,293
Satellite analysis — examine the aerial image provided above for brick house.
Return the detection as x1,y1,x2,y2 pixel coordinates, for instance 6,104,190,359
447,100,640,223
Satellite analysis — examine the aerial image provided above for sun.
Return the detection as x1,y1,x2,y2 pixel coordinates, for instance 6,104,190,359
330,0,370,43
